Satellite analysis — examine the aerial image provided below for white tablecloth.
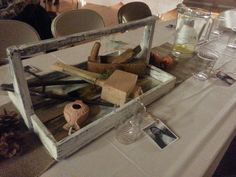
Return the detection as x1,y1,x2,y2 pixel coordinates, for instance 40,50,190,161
1,20,236,177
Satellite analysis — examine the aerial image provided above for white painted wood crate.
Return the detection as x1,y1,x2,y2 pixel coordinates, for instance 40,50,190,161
7,16,176,160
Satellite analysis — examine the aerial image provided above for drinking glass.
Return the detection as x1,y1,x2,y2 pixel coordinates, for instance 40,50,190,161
115,102,145,145
100,34,128,55
211,16,225,36
193,47,219,81
227,27,236,49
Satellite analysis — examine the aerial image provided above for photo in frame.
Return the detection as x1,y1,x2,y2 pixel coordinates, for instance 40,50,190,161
143,119,179,149
216,71,236,86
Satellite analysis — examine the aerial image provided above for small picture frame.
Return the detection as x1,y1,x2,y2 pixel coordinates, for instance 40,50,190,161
143,120,179,150
24,65,41,73
216,71,236,86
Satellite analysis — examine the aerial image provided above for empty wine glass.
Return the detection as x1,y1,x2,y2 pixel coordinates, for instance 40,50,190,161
193,47,219,81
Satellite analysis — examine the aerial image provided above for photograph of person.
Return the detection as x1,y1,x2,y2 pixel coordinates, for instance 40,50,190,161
216,71,236,85
143,120,178,149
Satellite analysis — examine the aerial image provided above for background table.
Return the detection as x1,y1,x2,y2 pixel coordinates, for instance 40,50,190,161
79,0,183,14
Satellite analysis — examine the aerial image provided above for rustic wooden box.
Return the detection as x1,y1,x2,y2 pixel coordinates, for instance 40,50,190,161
7,16,176,160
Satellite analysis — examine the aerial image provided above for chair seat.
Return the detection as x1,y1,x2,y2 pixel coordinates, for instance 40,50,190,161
81,2,123,26
51,9,105,37
0,20,40,61
118,2,152,23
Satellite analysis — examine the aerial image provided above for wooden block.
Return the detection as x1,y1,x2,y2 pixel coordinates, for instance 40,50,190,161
101,70,138,106
110,49,134,64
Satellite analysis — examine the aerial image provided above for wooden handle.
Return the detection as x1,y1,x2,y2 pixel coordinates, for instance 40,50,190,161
52,61,104,86
89,42,101,62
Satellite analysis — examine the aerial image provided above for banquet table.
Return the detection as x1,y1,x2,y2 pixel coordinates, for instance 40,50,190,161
1,19,236,177
79,0,183,14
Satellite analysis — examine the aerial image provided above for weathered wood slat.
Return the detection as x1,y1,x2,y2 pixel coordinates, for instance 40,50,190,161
7,16,157,57
8,50,34,128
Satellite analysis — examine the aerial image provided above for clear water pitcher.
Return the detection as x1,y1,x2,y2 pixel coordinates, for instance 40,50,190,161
172,4,213,58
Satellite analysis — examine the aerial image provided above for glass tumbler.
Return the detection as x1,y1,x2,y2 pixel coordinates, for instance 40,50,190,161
211,16,225,36
115,104,145,145
193,48,219,81
227,28,236,49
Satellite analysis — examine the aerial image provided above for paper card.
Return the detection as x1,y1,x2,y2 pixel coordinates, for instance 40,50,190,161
24,65,41,74
216,71,236,86
143,119,179,150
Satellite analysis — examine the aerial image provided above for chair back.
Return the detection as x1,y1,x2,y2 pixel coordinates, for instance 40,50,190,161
0,20,40,61
118,2,152,23
51,9,105,37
